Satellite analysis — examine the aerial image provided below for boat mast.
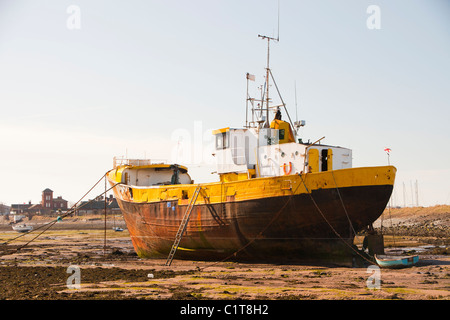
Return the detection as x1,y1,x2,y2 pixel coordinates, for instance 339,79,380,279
258,34,278,128
244,1,282,129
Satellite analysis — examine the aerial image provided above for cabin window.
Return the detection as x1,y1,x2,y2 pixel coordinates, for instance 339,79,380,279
321,149,328,172
216,132,229,150
321,149,333,171
278,129,285,141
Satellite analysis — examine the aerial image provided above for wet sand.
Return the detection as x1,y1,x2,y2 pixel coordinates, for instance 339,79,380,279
0,215,448,301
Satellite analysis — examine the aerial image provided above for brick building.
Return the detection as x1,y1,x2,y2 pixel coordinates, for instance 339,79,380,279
11,188,68,215
41,188,68,212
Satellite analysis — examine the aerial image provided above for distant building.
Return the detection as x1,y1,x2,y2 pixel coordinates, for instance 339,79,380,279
0,203,10,215
41,188,68,212
75,195,121,215
11,188,68,215
9,188,121,216
10,202,32,214
41,188,53,210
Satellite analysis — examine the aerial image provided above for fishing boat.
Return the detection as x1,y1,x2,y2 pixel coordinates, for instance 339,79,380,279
12,224,33,233
107,35,396,264
375,254,419,268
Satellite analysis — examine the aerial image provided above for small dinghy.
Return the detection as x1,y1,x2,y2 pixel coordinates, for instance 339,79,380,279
12,224,33,233
375,254,419,268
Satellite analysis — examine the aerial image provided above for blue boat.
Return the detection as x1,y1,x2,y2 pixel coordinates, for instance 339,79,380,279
374,254,419,268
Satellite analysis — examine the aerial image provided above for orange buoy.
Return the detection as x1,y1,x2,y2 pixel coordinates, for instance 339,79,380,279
282,162,292,175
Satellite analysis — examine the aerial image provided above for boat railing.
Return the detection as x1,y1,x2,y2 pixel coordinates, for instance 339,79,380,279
113,157,167,168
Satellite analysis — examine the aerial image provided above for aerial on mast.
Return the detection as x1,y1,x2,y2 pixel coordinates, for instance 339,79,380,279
246,0,299,132
258,34,278,128
244,34,278,129
258,0,280,128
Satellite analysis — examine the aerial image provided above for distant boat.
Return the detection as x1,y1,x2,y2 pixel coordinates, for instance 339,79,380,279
112,214,124,232
12,224,33,233
375,254,419,268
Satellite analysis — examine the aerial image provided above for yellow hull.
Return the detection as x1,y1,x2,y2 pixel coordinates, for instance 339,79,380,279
108,166,396,206
106,166,396,261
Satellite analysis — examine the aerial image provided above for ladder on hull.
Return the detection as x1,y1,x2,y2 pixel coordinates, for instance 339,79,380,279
165,184,201,266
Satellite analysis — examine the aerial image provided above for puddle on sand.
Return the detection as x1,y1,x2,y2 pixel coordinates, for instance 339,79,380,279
385,245,444,254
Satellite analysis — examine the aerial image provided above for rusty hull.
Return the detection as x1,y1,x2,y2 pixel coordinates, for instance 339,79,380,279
114,184,393,262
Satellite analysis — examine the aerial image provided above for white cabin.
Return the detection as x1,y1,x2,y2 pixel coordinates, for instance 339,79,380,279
112,161,193,186
212,119,352,181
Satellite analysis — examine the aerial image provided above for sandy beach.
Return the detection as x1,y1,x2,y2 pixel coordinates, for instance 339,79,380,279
0,207,448,301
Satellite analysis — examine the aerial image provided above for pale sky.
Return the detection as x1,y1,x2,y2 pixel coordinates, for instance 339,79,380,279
0,0,449,207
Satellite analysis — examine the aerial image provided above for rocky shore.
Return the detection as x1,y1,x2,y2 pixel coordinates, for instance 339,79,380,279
374,205,450,246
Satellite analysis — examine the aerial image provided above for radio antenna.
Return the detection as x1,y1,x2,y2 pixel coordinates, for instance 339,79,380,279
295,81,298,123
257,0,281,127
277,0,280,41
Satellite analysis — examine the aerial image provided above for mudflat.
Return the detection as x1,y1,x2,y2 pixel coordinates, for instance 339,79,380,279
0,211,448,300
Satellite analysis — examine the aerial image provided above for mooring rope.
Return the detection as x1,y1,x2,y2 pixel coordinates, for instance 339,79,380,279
198,172,378,270
0,172,122,256
331,170,357,237
298,174,374,265
387,203,398,248
198,174,306,271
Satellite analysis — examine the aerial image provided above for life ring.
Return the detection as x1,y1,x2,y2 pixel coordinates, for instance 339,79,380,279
282,162,292,175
